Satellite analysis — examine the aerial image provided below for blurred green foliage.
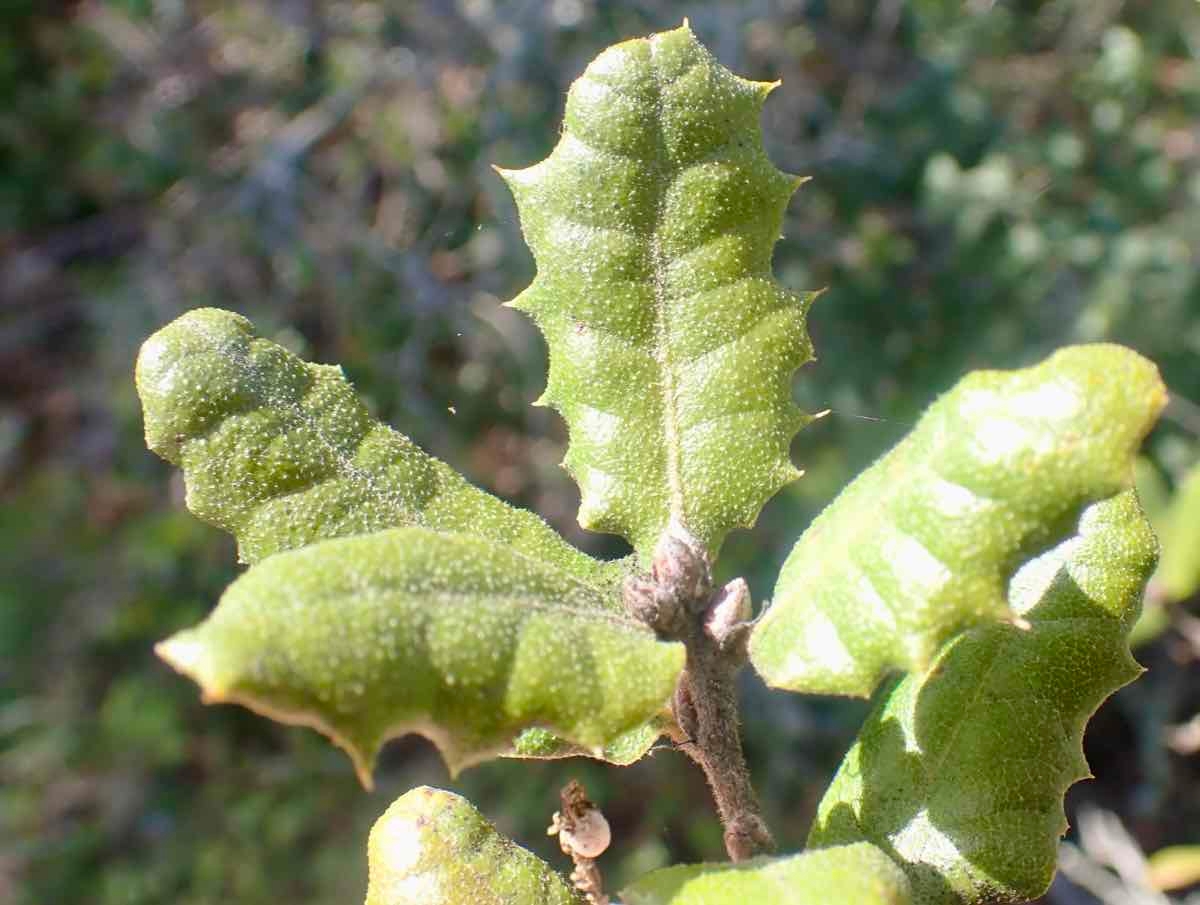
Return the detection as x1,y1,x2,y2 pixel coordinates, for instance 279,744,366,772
2,1,1198,903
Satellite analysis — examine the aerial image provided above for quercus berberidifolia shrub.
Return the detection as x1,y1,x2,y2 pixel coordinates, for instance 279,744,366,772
137,24,1166,905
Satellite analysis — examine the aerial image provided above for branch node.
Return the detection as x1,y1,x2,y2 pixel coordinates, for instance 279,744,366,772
635,531,773,862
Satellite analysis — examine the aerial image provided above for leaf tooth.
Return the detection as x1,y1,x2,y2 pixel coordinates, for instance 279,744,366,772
491,161,539,190
156,631,220,696
745,76,782,101
565,449,649,542
739,461,804,533
648,20,710,82
789,172,814,194
504,276,566,319
538,360,568,409
575,483,628,538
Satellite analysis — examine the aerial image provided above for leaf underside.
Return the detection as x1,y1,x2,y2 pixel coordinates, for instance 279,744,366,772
501,23,815,561
749,344,1166,697
809,491,1155,905
365,786,582,905
136,307,621,588
508,719,667,765
619,842,912,905
157,527,684,784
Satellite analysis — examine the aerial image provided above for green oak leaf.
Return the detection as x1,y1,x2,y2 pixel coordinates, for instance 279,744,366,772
136,307,620,588
156,527,684,784
500,23,815,561
365,786,582,905
620,842,911,905
749,344,1165,697
808,491,1155,904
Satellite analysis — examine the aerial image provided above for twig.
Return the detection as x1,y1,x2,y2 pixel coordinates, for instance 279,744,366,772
625,535,773,862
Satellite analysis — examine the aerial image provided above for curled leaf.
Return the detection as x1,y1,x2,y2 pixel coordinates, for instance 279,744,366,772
809,491,1155,904
365,786,581,905
750,344,1165,697
619,842,911,905
157,527,684,783
501,23,815,561
136,307,619,587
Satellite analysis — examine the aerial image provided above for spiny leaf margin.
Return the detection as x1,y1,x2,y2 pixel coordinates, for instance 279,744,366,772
157,527,684,784
750,344,1165,697
500,22,815,561
808,491,1155,904
620,842,911,905
365,786,582,905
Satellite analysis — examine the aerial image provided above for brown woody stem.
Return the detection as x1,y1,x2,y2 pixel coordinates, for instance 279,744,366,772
626,536,773,862
674,625,773,862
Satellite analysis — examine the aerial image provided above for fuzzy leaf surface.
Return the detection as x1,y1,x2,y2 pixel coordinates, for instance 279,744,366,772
501,23,814,560
620,843,911,905
508,719,666,764
156,527,684,783
808,491,1155,904
136,307,619,587
365,786,581,905
750,344,1165,696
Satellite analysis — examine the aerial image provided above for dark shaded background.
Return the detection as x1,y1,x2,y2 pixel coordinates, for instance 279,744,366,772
3,1,1199,903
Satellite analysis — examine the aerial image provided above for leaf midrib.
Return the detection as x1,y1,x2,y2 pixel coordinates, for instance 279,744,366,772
647,40,687,540
296,585,653,632
187,341,618,595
